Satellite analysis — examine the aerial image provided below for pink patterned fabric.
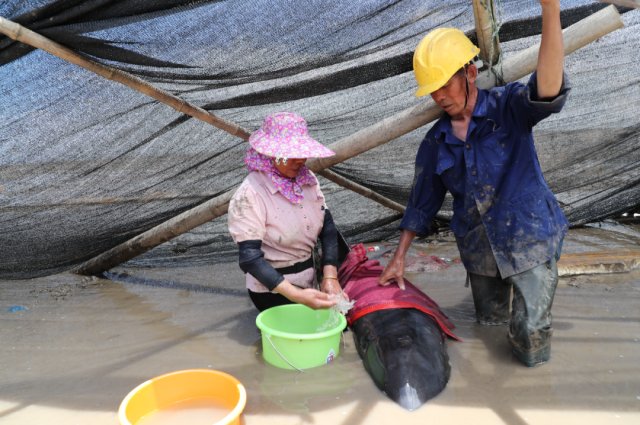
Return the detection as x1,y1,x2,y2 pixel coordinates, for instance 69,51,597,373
244,147,318,204
249,111,335,159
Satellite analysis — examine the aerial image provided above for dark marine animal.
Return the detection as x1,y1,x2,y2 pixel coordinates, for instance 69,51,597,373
350,308,452,410
338,244,459,410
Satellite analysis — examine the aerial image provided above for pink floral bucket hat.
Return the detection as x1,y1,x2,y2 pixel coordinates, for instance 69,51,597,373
248,112,335,159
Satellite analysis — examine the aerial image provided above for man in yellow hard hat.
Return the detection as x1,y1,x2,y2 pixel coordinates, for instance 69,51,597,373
379,0,570,367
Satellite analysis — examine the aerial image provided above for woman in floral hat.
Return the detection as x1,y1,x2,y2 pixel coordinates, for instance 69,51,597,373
228,112,345,311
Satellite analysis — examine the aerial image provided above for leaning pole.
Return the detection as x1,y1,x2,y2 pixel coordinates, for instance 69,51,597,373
307,5,623,172
0,17,404,210
80,5,625,275
0,6,624,275
75,5,623,276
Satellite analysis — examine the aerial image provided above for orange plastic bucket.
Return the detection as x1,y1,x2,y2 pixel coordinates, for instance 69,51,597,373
118,369,246,425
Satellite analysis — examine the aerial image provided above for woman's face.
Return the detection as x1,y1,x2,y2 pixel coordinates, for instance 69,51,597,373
274,157,307,178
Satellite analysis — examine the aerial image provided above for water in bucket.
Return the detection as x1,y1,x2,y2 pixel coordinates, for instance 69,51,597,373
118,369,246,425
136,398,230,425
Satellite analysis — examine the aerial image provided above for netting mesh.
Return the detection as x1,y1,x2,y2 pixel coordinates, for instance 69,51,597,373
1,0,638,279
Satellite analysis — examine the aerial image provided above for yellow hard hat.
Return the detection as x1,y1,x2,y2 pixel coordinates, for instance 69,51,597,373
413,28,480,97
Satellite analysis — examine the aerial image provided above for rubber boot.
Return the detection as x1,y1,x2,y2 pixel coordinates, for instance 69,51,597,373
506,258,559,367
469,273,511,325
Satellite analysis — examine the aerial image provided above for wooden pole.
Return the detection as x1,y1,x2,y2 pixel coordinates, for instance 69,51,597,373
74,191,235,275
320,169,406,213
308,5,623,171
472,0,502,68
0,16,402,214
0,16,250,140
74,4,622,276
4,6,622,275
76,4,623,276
0,15,407,272
599,0,639,9
74,171,407,275
477,5,624,88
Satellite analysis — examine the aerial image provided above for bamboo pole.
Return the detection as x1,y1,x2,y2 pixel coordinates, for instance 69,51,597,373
74,172,406,275
308,4,623,171
74,191,235,275
599,0,639,9
3,6,623,275
0,16,402,215
74,5,622,276
73,170,407,275
0,16,250,140
477,5,624,88
320,168,406,213
76,4,623,276
0,15,406,272
472,0,502,68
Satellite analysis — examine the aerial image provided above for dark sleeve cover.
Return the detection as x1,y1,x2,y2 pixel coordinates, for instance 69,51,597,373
237,239,284,291
319,208,339,267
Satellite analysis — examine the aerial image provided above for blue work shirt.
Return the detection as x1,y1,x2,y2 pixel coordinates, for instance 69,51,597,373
401,72,570,278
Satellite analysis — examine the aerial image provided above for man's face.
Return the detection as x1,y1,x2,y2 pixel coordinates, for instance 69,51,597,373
430,68,468,117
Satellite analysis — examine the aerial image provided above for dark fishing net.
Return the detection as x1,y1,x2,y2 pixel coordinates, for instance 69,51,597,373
0,0,638,278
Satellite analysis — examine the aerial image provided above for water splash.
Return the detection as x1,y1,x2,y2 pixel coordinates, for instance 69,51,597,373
331,293,355,315
315,294,354,332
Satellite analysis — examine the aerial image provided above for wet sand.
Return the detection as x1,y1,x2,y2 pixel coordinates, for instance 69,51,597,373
1,227,639,424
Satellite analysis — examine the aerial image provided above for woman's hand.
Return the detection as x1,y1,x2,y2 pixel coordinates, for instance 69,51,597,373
320,276,343,296
320,264,348,299
297,288,338,309
274,279,337,310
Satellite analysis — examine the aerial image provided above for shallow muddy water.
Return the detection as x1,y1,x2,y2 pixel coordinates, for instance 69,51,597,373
1,228,639,424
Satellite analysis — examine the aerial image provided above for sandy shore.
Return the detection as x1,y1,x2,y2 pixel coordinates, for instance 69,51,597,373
1,226,639,425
